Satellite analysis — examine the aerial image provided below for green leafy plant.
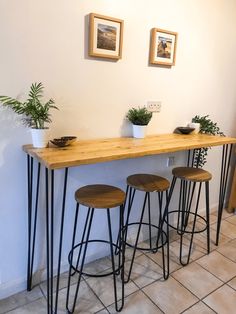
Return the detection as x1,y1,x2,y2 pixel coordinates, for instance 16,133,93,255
192,115,224,167
126,107,152,126
0,82,58,129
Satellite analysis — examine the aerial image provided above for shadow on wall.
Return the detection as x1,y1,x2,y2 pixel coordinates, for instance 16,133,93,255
0,107,31,173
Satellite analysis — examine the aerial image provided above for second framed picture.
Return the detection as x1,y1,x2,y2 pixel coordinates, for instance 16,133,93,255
150,28,178,66
89,13,124,60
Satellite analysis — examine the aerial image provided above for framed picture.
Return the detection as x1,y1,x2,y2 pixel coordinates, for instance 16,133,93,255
150,28,178,66
89,13,124,60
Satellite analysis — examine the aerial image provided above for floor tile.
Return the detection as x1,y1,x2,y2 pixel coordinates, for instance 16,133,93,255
203,284,236,314
172,262,222,298
143,276,198,314
211,208,233,219
145,248,181,274
227,276,236,290
183,301,215,313
124,254,164,288
168,229,179,242
169,237,207,265
121,246,143,261
197,212,218,225
56,280,104,314
190,222,231,251
211,220,236,239
86,269,138,307
6,298,47,314
0,286,43,314
197,251,236,281
94,309,109,314
226,214,236,225
83,256,114,275
40,270,81,297
107,290,162,314
217,238,236,262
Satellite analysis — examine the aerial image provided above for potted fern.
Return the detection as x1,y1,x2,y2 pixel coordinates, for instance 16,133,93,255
0,82,58,148
126,107,152,138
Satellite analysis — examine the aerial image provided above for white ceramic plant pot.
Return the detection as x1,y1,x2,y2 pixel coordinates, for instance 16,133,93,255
188,122,200,134
31,128,50,148
132,125,147,138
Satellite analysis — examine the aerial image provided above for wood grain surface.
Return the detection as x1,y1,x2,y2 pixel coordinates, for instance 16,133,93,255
75,184,125,209
23,134,236,170
172,167,212,182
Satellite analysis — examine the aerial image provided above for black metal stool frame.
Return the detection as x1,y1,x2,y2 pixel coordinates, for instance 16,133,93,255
167,177,210,266
66,204,125,313
25,143,233,313
123,185,169,282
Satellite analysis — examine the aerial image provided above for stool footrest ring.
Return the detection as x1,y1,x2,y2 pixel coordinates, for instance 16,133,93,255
68,239,123,277
165,210,207,234
125,222,167,251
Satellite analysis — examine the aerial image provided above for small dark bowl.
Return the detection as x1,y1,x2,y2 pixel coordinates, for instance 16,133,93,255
51,136,77,147
177,127,195,134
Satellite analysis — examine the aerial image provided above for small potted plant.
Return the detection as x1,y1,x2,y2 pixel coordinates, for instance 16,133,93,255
0,82,58,148
126,107,152,138
191,115,224,167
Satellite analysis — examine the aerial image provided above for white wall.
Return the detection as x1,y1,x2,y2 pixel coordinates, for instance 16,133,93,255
0,0,236,298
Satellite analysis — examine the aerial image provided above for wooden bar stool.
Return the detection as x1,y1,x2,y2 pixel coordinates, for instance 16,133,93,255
166,167,212,266
66,184,126,313
123,173,170,283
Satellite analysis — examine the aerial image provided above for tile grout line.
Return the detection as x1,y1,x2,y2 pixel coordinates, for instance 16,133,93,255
140,288,165,313
82,278,108,310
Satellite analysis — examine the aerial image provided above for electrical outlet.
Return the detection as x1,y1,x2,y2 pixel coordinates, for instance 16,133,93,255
167,156,175,167
147,101,162,112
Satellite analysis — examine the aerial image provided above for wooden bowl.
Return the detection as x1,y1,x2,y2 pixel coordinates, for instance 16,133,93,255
51,136,77,147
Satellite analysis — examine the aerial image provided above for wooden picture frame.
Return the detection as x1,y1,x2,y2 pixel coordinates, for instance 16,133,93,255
150,28,178,66
89,13,124,60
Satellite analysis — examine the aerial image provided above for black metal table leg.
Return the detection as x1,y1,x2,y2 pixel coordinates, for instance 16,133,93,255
45,167,69,314
54,168,68,313
45,168,51,314
216,144,233,245
27,155,41,291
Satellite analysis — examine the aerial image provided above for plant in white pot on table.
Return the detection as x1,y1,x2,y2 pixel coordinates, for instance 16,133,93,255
126,107,152,138
0,82,58,148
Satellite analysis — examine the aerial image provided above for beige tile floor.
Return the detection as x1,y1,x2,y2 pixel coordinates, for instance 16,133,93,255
1,209,236,313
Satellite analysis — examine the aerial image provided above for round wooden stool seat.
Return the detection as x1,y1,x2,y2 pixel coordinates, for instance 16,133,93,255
172,167,212,182
75,184,126,209
127,174,170,192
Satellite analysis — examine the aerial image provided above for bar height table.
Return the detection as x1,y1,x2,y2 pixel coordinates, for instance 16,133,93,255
23,133,236,314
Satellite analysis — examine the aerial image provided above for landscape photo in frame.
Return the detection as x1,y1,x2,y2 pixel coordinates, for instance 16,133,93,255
89,13,124,60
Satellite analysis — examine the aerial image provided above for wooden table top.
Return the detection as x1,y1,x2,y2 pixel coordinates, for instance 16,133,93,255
23,133,236,170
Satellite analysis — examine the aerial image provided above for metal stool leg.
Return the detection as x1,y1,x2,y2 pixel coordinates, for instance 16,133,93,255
177,180,184,235
159,190,169,279
107,208,124,312
72,207,92,276
115,186,136,255
66,207,94,314
147,192,153,251
179,182,200,266
205,181,210,254
125,192,148,283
